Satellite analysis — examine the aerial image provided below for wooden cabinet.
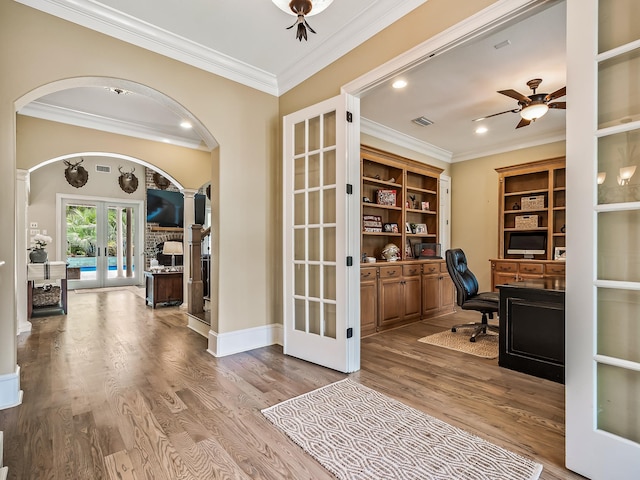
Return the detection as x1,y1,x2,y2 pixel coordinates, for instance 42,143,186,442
145,271,183,308
493,158,566,290
359,145,452,336
360,260,454,336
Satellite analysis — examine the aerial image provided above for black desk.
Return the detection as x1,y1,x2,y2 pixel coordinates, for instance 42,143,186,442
498,279,565,383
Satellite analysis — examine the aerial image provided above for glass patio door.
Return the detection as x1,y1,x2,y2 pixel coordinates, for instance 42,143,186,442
566,0,640,477
63,197,142,289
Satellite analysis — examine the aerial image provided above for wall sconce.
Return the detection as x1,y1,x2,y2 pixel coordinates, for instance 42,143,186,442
162,241,183,271
597,172,607,185
618,165,637,186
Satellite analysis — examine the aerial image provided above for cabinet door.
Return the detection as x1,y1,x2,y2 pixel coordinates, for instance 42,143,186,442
403,275,422,319
493,272,518,291
439,274,455,312
360,280,377,337
379,277,403,326
421,273,440,317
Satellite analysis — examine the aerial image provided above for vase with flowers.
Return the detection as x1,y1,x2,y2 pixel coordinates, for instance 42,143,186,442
29,233,52,263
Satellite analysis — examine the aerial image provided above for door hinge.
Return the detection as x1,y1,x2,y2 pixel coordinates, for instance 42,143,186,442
346,184,353,195
346,256,353,266
346,111,353,123
346,327,353,338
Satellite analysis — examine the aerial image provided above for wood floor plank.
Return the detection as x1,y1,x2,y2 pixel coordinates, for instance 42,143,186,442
2,290,586,480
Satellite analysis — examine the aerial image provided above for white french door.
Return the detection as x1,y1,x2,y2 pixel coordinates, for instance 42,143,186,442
282,94,360,373
566,0,640,477
60,196,143,289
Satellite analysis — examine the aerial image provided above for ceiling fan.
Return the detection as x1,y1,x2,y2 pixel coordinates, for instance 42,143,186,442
474,79,566,129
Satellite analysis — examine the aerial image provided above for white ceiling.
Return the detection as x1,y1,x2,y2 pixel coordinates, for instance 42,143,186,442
16,0,567,163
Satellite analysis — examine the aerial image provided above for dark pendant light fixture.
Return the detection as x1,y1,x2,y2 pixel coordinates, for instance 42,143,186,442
272,0,334,41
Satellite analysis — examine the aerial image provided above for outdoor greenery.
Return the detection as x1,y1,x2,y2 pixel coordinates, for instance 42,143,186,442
66,205,129,256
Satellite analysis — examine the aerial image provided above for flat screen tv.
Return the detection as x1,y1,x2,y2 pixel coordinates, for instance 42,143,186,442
507,232,546,258
146,189,206,227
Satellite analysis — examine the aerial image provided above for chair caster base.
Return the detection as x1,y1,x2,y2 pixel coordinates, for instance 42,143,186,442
451,327,457,332
470,337,476,343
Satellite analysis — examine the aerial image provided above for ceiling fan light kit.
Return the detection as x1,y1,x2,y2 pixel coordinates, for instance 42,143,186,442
478,78,566,129
272,0,334,41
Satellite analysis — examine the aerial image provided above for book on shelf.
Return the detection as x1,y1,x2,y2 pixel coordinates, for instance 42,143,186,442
363,215,382,233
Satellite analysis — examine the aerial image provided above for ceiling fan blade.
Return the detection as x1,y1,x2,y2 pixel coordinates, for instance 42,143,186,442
498,89,531,103
472,108,519,122
548,101,566,110
516,118,531,129
545,86,566,102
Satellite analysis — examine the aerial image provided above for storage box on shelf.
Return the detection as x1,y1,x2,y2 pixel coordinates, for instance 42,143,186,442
359,146,453,336
492,157,566,291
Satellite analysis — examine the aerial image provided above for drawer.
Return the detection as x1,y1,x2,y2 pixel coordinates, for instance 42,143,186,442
422,263,439,275
493,261,518,273
379,265,401,278
360,268,377,281
403,265,421,277
546,263,566,275
519,263,544,275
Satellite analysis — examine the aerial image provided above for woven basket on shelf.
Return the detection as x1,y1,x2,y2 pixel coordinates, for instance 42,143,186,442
32,285,61,307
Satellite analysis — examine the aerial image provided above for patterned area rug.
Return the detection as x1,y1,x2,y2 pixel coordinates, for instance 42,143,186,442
262,379,542,480
418,329,498,359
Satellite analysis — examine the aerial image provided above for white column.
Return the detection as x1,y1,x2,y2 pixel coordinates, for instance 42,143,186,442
181,188,197,309
15,170,30,334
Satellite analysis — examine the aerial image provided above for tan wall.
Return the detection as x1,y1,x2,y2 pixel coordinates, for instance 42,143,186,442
0,1,279,375
450,141,566,290
18,116,211,188
28,155,144,261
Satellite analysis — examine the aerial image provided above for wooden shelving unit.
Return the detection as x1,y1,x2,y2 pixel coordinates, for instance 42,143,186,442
361,145,442,261
359,146,454,336
491,157,566,290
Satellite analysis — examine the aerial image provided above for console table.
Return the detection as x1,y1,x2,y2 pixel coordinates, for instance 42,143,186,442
27,261,68,318
497,279,565,383
144,271,183,308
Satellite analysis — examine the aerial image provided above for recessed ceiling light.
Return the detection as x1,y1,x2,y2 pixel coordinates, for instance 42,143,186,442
392,79,407,89
180,121,192,129
475,126,488,134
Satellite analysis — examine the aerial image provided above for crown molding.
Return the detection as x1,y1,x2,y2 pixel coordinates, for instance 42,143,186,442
360,118,453,163
451,132,566,163
15,0,279,95
19,101,211,151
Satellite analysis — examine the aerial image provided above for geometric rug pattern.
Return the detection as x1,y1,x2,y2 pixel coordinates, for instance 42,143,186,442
418,329,499,359
262,379,542,480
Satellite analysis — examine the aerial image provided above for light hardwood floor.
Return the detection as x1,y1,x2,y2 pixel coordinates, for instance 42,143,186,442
0,288,586,479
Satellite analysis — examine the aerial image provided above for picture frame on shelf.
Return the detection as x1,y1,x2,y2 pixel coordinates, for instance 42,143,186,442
363,214,383,233
376,189,397,206
405,223,412,233
554,246,567,261
414,223,428,234
421,201,430,211
383,223,399,233
405,238,413,259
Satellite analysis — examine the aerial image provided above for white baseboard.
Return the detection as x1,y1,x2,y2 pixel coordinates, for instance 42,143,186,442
187,315,209,338
0,466,7,480
0,366,23,411
0,430,3,467
208,323,283,357
18,320,32,334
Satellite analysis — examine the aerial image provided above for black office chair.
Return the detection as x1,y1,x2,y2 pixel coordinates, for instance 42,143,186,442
445,248,500,342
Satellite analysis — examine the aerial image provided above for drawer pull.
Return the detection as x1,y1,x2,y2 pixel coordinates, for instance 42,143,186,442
387,270,397,275
409,269,418,274
362,272,371,278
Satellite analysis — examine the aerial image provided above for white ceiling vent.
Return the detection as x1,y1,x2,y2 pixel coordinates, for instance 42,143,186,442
96,165,111,173
412,116,434,127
